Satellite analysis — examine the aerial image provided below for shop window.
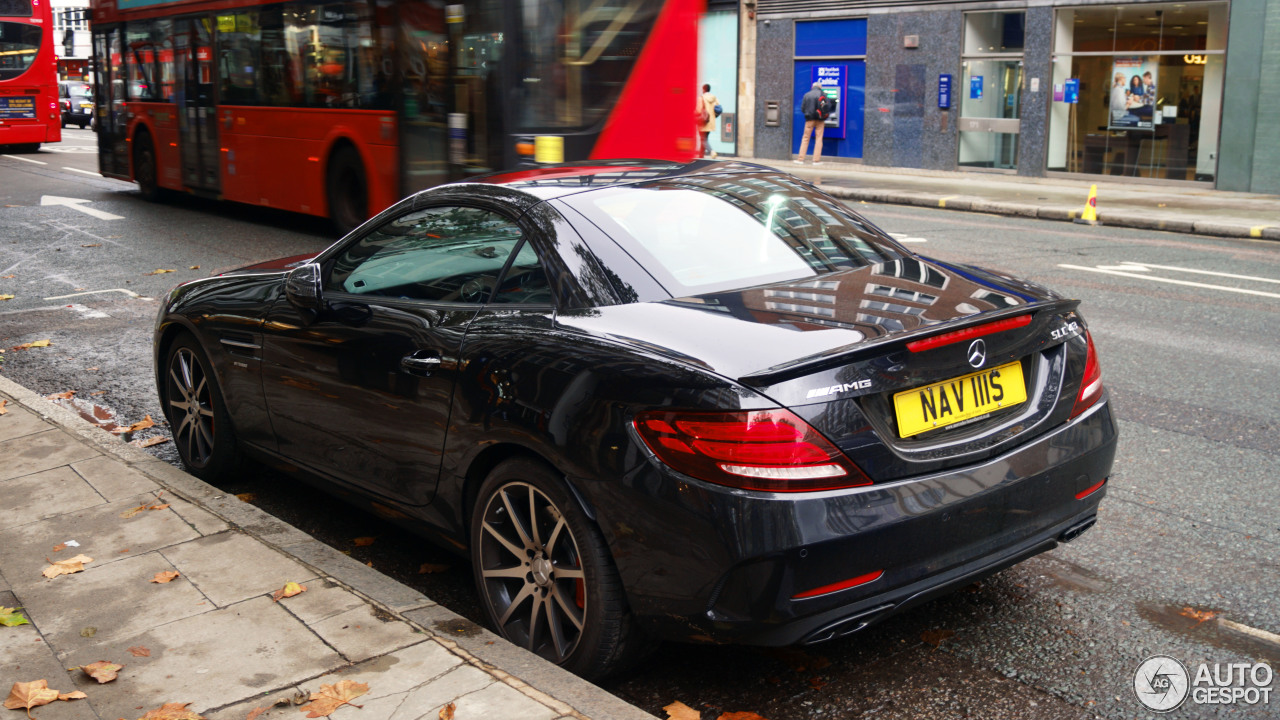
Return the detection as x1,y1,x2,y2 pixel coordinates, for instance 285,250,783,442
1047,2,1225,182
959,12,1025,170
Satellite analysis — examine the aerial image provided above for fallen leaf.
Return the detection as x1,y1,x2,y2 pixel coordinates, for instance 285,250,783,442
1,274,13,278
127,646,151,657
131,437,170,448
245,707,267,720
80,627,96,638
234,493,256,502
120,505,149,519
352,537,376,547
80,243,102,247
57,691,87,701
151,571,180,584
41,554,93,579
808,676,825,690
11,340,51,351
920,629,955,648
189,265,200,270
0,400,7,415
150,504,170,510
87,366,99,371
664,701,701,720
81,660,122,683
438,703,455,720
46,390,76,400
299,680,369,718
4,679,60,714
51,543,66,552
418,563,450,574
0,294,13,301
139,702,205,720
0,606,30,627
112,414,156,434
1179,607,1217,626
271,582,307,602
145,269,177,275
717,713,771,720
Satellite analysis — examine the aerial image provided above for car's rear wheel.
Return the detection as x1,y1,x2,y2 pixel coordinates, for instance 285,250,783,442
163,334,240,481
471,458,644,680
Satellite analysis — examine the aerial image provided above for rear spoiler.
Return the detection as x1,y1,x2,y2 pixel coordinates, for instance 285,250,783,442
737,299,1081,387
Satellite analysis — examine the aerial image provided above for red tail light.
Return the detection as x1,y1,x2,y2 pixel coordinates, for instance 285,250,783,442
1070,330,1103,419
633,409,872,492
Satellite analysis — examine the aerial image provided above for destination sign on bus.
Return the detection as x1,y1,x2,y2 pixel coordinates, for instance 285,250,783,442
0,96,37,120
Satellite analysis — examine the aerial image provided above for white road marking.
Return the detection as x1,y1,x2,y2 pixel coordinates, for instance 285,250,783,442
44,288,152,301
1058,264,1280,299
889,232,929,243
1218,618,1280,648
1116,260,1280,285
61,166,101,177
64,303,110,319
39,195,124,221
45,146,98,153
3,154,47,165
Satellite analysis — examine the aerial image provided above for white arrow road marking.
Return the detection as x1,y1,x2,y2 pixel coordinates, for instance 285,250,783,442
61,166,101,177
65,303,110,319
40,195,124,221
1058,264,1280,299
1116,260,1280,285
44,288,152,301
3,154,47,165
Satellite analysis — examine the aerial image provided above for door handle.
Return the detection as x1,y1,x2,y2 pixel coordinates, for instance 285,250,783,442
400,351,442,375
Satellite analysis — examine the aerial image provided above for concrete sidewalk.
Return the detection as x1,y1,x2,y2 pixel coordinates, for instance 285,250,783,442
0,375,655,720
742,156,1280,240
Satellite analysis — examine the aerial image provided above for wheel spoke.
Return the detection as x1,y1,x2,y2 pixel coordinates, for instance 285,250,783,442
177,352,194,391
497,583,534,628
193,375,207,402
482,521,526,561
529,485,542,547
526,593,544,652
551,585,585,631
194,420,212,461
544,517,566,557
544,594,568,658
169,367,188,397
197,405,215,418
168,398,189,413
500,488,535,550
552,565,584,580
481,565,528,580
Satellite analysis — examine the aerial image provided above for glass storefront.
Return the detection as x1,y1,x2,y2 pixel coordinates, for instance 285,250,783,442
959,12,1024,170
1047,2,1226,181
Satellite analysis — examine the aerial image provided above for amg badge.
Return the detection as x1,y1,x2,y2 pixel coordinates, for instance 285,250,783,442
806,379,873,399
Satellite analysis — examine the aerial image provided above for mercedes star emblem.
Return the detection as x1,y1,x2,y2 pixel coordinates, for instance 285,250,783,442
967,339,987,369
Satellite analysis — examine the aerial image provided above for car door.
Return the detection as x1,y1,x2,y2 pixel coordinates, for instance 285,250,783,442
260,202,529,506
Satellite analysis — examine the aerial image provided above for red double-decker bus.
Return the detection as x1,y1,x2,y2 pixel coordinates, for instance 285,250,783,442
0,0,61,151
89,0,700,232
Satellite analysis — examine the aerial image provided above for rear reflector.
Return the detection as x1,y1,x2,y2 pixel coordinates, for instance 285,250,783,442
1069,330,1104,419
906,314,1032,353
634,408,872,492
793,569,884,600
1075,478,1106,500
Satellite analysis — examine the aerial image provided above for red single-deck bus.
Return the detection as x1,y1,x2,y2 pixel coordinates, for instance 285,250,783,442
89,0,700,232
0,0,61,151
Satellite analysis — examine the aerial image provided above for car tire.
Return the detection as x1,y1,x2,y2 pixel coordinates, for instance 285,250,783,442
162,333,242,482
326,144,367,236
133,130,162,202
471,458,647,680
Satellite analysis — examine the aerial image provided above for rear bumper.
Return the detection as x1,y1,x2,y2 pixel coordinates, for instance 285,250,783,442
0,123,53,145
597,397,1118,646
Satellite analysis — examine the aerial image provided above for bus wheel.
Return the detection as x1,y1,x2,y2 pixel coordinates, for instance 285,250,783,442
133,132,162,202
326,145,367,236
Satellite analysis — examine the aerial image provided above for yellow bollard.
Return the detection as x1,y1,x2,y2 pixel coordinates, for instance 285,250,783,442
1074,184,1099,225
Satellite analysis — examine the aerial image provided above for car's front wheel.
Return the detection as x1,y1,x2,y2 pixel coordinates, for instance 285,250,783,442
471,458,645,680
163,334,241,481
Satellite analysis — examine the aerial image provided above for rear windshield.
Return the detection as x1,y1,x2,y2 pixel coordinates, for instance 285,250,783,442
65,83,92,97
0,21,40,81
564,173,905,298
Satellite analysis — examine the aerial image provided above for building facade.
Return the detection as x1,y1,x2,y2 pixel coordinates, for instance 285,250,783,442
747,0,1280,194
51,0,92,79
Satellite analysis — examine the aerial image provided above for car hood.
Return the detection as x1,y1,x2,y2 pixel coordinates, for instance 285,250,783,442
220,254,319,276
554,256,1061,385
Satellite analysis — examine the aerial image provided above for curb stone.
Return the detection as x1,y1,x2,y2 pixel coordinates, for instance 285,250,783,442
0,373,657,720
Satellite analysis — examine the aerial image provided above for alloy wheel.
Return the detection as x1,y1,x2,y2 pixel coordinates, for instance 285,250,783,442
477,482,587,664
166,347,216,467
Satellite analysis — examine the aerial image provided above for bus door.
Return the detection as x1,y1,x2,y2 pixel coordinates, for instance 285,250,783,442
172,16,218,192
94,27,130,178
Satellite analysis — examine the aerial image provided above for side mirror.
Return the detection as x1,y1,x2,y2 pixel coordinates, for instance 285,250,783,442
284,263,323,322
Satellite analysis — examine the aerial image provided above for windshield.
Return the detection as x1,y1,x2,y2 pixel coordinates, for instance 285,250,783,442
566,173,906,298
0,21,41,81
65,83,91,98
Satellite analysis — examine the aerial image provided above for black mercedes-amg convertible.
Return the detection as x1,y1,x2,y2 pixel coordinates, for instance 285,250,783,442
153,160,1116,679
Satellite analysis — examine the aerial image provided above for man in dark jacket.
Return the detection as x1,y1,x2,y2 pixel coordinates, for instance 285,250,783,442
797,82,826,165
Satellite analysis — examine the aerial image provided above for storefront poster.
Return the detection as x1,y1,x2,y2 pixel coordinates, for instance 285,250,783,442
1108,56,1158,130
812,65,846,138
1064,79,1080,104
970,76,983,100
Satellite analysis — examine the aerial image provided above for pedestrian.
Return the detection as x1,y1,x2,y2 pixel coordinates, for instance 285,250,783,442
698,84,718,158
797,82,825,165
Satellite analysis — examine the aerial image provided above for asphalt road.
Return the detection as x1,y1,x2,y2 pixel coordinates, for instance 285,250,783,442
1,146,1277,720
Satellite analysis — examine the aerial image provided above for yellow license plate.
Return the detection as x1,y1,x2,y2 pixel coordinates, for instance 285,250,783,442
893,361,1026,438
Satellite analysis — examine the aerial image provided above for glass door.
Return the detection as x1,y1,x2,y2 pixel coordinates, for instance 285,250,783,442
958,12,1024,170
173,15,219,192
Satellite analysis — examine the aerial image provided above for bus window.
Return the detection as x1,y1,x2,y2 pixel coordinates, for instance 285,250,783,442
0,21,41,81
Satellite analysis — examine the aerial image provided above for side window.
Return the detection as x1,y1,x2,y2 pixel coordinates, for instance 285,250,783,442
490,239,551,305
326,206,524,303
